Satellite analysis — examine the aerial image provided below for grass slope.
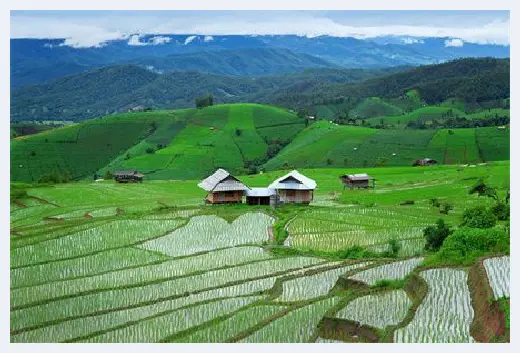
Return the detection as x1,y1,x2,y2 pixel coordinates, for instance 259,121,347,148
264,121,509,170
11,104,305,183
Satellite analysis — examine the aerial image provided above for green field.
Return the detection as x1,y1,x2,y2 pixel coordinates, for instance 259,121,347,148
264,121,509,170
10,103,510,183
10,162,510,343
11,104,306,182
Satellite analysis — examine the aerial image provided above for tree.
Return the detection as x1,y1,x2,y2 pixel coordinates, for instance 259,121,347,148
439,201,454,215
469,179,498,200
195,95,214,109
104,170,114,180
145,147,155,154
491,202,510,221
423,219,452,251
326,158,333,165
235,128,242,136
461,206,497,229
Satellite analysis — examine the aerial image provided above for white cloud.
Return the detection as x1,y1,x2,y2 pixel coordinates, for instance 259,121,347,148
10,11,510,48
401,37,424,44
127,34,147,46
203,35,214,42
150,36,171,45
445,38,464,47
184,35,198,45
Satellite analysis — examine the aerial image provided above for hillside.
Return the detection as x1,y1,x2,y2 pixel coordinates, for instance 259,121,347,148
10,104,307,183
10,103,510,183
132,48,338,76
263,120,510,170
11,66,400,122
271,58,510,111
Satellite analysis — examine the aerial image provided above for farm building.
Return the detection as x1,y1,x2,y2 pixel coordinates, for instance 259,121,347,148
413,158,438,166
198,169,249,204
268,170,316,204
245,188,276,205
340,173,375,189
114,170,144,183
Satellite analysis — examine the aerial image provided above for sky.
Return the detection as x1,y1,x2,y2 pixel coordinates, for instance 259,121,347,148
10,10,510,48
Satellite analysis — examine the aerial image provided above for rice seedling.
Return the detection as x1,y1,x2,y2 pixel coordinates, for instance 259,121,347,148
349,258,423,285
239,297,341,343
10,247,169,288
483,256,510,299
11,257,322,330
172,305,285,342
276,262,372,302
12,279,278,342
393,268,474,343
83,296,262,343
11,219,184,267
11,246,272,306
139,213,274,257
335,290,411,329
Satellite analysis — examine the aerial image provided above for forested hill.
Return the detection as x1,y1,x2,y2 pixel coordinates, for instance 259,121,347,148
10,65,403,122
269,58,510,109
11,58,509,122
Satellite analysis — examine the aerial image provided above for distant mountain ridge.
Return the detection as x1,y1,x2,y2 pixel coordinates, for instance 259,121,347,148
11,35,509,88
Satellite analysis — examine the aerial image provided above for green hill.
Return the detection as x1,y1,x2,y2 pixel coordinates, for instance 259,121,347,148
264,120,509,170
10,104,306,183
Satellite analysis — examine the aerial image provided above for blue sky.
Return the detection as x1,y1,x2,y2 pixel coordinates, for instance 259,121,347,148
10,10,510,48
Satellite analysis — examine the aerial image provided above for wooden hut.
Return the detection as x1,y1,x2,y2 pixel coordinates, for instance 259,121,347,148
114,170,144,183
198,168,248,204
268,170,316,204
340,173,375,189
245,188,276,205
413,158,438,166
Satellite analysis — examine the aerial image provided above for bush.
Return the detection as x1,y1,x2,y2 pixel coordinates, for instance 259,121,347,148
435,227,509,265
145,147,155,154
461,206,497,228
491,202,510,221
387,238,401,257
429,198,441,208
104,170,114,180
423,219,452,251
439,201,454,215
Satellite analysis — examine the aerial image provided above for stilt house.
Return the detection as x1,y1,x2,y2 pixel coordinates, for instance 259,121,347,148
198,169,249,204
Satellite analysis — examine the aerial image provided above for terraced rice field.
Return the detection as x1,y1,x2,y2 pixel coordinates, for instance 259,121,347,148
394,268,475,343
349,258,424,285
483,256,510,299
335,290,411,329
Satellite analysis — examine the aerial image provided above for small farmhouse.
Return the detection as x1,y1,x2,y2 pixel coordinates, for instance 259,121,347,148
114,170,144,183
245,188,276,205
413,158,438,167
198,169,249,204
340,173,375,189
268,170,316,204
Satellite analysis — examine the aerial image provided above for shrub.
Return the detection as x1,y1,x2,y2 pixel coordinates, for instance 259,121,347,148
387,238,401,257
491,202,510,221
461,206,497,228
104,170,114,180
469,178,498,200
423,219,452,251
429,198,440,208
235,129,242,136
435,227,509,265
145,147,155,154
439,201,454,215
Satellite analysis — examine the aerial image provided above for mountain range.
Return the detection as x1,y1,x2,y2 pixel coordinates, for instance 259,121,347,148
11,35,509,88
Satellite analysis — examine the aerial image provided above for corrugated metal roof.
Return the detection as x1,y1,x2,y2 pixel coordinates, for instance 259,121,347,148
245,188,276,197
341,173,373,181
268,170,316,190
197,169,248,192
114,170,137,176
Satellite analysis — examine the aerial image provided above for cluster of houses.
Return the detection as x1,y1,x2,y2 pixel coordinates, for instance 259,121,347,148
197,168,376,205
198,169,317,205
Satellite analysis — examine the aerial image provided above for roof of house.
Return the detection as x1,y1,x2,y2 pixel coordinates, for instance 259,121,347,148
198,168,249,192
245,187,276,197
341,173,373,181
268,170,317,190
114,170,138,176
